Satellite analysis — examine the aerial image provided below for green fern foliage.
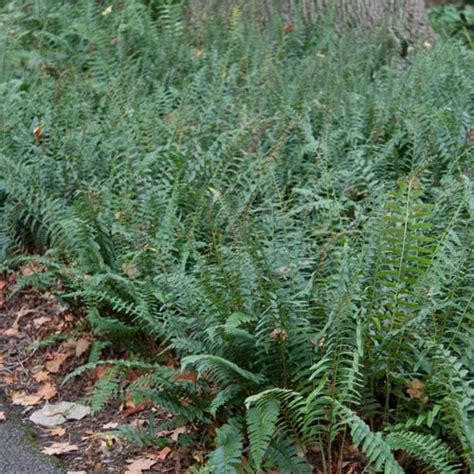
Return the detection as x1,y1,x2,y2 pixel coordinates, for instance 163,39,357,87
386,431,459,474
208,424,243,474
246,397,281,470
1,0,473,472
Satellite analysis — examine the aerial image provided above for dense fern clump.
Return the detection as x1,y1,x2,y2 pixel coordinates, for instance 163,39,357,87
1,1,473,472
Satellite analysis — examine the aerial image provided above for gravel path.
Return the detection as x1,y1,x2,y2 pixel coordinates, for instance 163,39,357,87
0,395,63,474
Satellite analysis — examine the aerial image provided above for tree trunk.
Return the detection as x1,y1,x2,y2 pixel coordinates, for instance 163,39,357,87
188,0,435,44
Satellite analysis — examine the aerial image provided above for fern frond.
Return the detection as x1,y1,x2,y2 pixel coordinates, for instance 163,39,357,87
208,424,243,474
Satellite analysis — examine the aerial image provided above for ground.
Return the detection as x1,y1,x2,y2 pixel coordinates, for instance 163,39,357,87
0,274,195,473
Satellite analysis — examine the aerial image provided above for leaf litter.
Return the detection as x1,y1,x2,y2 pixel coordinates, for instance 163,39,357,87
0,282,189,472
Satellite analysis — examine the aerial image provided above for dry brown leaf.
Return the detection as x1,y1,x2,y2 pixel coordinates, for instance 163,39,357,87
75,338,90,357
2,326,19,337
120,402,146,418
407,379,428,403
41,442,79,456
33,371,51,383
2,374,16,385
60,339,77,351
156,426,188,442
153,447,172,461
49,427,66,437
126,369,140,383
466,128,474,143
0,279,6,290
269,328,288,340
33,316,52,327
10,391,42,406
45,352,70,374
126,457,158,474
122,263,138,277
102,421,119,429
36,382,58,401
173,371,197,383
95,365,114,379
170,426,187,442
20,261,45,277
130,419,147,428
0,411,6,421
192,450,205,464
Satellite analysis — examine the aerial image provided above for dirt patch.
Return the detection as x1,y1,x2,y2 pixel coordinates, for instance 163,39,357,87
0,275,195,473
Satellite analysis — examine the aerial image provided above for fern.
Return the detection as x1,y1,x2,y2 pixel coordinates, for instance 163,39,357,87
334,403,404,474
86,366,122,414
1,1,473,472
386,431,459,474
208,424,243,474
246,397,280,470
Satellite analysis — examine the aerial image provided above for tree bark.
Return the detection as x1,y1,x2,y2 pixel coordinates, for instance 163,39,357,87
188,0,435,44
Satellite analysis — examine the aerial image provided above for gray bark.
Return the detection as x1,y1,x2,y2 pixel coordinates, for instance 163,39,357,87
187,0,435,44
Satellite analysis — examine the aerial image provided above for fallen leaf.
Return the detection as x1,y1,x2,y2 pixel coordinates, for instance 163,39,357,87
122,263,138,277
33,371,51,383
30,401,91,427
60,339,77,351
20,261,45,277
126,369,140,383
10,391,42,406
45,352,70,373
126,457,158,474
407,379,428,403
130,419,147,428
29,406,66,427
0,280,6,290
284,23,294,33
49,427,66,437
33,316,52,327
120,402,146,418
156,425,188,442
2,326,19,337
95,365,114,379
2,374,16,385
192,450,205,464
36,382,57,401
0,411,6,421
173,371,197,383
33,126,43,140
46,401,91,420
75,338,90,357
41,442,79,456
269,328,288,340
170,426,187,442
102,421,119,429
150,447,172,461
466,128,474,143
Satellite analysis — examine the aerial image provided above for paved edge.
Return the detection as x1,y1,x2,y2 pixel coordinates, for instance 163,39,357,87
0,393,64,474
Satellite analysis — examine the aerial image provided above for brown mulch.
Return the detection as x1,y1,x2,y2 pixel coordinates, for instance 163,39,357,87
0,273,196,473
